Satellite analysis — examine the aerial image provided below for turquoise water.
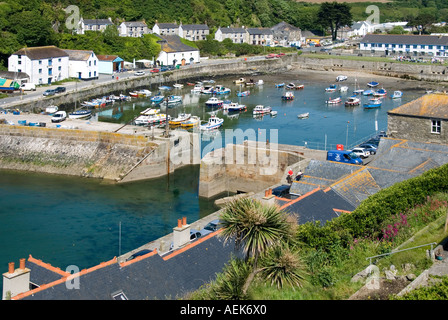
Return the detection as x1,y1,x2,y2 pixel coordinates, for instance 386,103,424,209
0,73,423,281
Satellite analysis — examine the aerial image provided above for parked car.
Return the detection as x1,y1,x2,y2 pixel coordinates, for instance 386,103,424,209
265,53,277,59
134,71,145,76
20,83,36,91
54,87,66,93
43,89,56,96
51,111,67,123
150,68,160,73
169,229,202,251
272,185,291,198
351,147,370,158
160,66,169,72
359,143,377,155
125,249,153,261
199,219,221,236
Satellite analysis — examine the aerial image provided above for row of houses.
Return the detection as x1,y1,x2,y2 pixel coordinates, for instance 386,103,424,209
7,36,200,85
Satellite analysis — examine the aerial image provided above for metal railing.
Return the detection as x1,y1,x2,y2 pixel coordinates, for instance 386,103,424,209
366,242,437,265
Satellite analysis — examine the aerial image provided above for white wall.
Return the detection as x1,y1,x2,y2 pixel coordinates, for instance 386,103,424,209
157,50,200,66
68,54,99,80
8,55,69,85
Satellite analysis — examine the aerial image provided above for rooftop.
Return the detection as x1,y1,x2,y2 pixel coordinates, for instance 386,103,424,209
360,34,448,45
387,93,448,120
13,46,69,60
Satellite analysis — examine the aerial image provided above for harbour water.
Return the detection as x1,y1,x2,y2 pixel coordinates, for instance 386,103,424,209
0,71,423,283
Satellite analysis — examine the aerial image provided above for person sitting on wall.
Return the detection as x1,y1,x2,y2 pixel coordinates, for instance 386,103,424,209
295,171,303,181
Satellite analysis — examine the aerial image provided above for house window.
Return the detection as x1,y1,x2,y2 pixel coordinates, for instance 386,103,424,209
39,69,42,74
48,59,52,66
48,68,52,76
431,120,441,134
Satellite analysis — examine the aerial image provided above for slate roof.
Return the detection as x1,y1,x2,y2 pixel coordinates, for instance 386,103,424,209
387,93,448,120
219,27,247,34
13,46,69,60
157,35,199,53
156,23,179,29
82,19,113,25
97,55,123,62
63,49,95,61
360,34,448,46
181,24,209,30
122,21,147,27
18,232,243,300
247,28,273,35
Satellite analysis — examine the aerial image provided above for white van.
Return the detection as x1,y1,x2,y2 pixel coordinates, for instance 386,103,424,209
21,83,36,91
51,111,67,123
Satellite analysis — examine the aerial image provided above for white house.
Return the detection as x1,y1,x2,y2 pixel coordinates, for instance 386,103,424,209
8,46,69,85
118,21,150,37
63,49,99,80
350,21,375,38
156,35,200,66
214,27,248,43
77,17,114,34
179,23,209,41
359,34,448,56
152,22,179,36
247,28,274,46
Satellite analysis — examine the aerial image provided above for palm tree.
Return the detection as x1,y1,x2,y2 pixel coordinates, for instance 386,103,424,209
219,197,297,295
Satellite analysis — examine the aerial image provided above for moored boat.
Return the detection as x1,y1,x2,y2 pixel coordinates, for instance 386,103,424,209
345,96,360,106
169,113,191,126
68,109,92,120
237,90,250,97
213,85,231,95
233,78,246,84
205,97,223,107
297,112,309,119
253,105,272,115
281,91,294,100
275,83,285,88
373,88,387,97
363,98,382,109
200,116,224,130
161,95,182,106
390,90,403,99
226,102,246,112
367,81,379,88
326,96,342,104
180,116,201,128
325,84,337,92
363,89,375,96
150,95,164,104
339,86,348,92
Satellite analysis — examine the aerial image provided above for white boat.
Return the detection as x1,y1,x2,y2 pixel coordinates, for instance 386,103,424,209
226,102,246,112
135,113,170,126
161,95,182,106
213,85,231,95
345,96,360,106
233,78,246,84
373,88,387,97
336,75,348,82
297,112,309,119
281,91,294,100
158,86,171,91
169,113,191,126
205,97,223,107
339,86,348,92
391,91,403,99
200,116,224,131
253,105,272,115
286,83,296,89
191,84,203,93
45,105,58,114
326,96,342,104
180,116,201,128
270,110,277,116
140,108,159,115
201,85,215,94
68,109,92,119
150,95,164,103
363,98,382,109
173,83,184,89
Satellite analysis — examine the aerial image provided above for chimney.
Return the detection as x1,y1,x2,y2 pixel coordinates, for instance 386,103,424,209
3,259,31,300
262,188,275,205
172,217,191,250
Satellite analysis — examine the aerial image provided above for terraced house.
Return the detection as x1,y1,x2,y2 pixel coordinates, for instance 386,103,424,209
247,28,274,46
179,23,209,41
214,27,248,44
118,21,150,37
360,34,448,56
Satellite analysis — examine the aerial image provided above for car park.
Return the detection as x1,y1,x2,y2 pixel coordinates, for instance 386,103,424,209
351,147,370,158
199,219,221,236
134,71,145,76
125,249,153,261
43,89,56,96
359,143,377,155
54,87,66,93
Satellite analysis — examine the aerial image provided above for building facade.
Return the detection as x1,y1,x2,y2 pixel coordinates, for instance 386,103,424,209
77,18,114,34
359,34,448,56
270,21,302,47
179,24,209,41
64,49,99,80
8,46,69,85
387,93,448,144
247,28,274,46
156,35,200,66
118,21,150,37
152,22,179,36
214,27,248,44
97,55,124,74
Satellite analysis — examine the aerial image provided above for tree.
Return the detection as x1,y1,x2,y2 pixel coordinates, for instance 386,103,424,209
219,198,298,295
317,2,352,41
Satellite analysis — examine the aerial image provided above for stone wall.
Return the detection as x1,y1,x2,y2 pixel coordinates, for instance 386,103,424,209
387,114,448,144
0,125,158,180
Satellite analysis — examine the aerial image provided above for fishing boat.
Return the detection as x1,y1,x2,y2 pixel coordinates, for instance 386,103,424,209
213,85,231,95
275,83,285,88
345,96,361,106
373,88,387,97
169,113,191,126
45,105,58,114
180,116,201,128
205,97,223,107
237,90,250,97
226,102,246,112
286,83,296,89
281,91,294,100
135,113,169,126
150,95,164,104
68,109,92,120
326,96,342,104
297,112,309,119
367,81,379,88
253,105,272,115
339,86,348,92
390,91,403,99
201,85,215,94
325,84,337,92
363,98,382,109
200,116,224,131
161,95,182,106
363,89,375,96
